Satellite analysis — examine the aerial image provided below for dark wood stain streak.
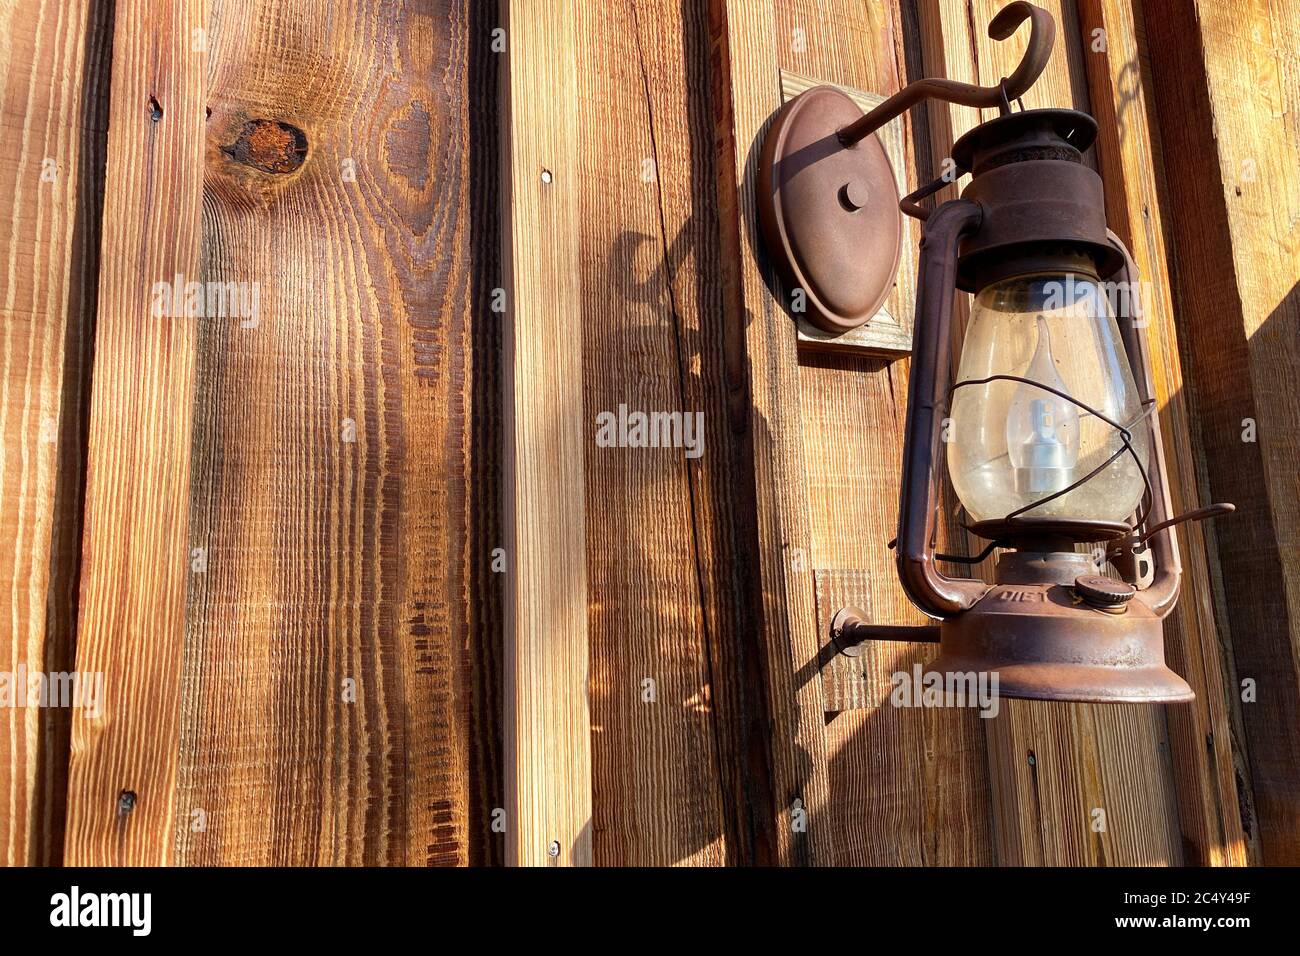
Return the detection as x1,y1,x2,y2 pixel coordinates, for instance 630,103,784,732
466,0,505,868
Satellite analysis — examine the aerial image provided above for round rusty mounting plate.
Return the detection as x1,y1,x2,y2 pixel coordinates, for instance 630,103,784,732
757,87,902,334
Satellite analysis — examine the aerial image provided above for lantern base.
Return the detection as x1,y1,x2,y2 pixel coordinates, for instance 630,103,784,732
757,86,902,334
929,581,1194,704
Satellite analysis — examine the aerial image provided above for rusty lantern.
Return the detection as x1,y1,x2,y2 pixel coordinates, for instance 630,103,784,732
757,2,1232,703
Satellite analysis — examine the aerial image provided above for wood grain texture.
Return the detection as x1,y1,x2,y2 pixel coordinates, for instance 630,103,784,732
502,0,593,866
67,0,502,866
10,0,1276,869
177,0,501,867
577,0,769,866
0,0,111,865
986,700,1181,865
1139,0,1300,864
1079,0,1251,867
63,0,207,865
712,0,836,865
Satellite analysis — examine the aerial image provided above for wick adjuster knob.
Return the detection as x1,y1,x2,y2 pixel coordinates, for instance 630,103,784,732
1073,574,1135,613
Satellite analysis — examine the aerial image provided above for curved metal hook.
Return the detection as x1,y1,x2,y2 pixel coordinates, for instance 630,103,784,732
838,1,1055,147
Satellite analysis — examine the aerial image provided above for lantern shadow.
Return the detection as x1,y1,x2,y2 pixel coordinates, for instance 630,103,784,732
592,227,780,864
577,0,792,866
586,11,990,865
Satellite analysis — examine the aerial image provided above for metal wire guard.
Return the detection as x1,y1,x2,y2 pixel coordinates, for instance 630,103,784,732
946,372,1156,534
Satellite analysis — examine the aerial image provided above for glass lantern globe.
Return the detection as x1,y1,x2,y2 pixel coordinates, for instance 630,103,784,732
947,270,1149,524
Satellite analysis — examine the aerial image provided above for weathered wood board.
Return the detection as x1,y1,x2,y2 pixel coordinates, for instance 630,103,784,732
65,0,502,866
0,0,111,866
1140,0,1298,864
501,0,591,867
573,0,767,866
0,0,1281,868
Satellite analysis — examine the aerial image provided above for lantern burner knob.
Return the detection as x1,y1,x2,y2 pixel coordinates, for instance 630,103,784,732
1073,574,1136,612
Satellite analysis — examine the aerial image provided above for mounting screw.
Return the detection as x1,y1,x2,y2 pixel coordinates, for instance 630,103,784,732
830,606,869,656
547,840,560,858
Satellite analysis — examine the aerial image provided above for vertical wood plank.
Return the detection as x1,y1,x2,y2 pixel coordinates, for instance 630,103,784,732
66,0,504,867
578,0,768,866
1139,0,1300,864
1078,0,1252,867
501,0,593,866
0,0,111,865
63,0,207,865
711,0,835,865
171,0,501,866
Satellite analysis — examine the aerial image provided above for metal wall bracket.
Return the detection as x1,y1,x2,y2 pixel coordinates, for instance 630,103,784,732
814,569,942,713
766,73,917,358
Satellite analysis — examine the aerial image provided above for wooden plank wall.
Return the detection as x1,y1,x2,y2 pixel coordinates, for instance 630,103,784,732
706,0,1253,865
1139,0,1299,865
60,0,503,865
0,0,1290,866
573,0,769,866
0,0,111,865
501,0,776,867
